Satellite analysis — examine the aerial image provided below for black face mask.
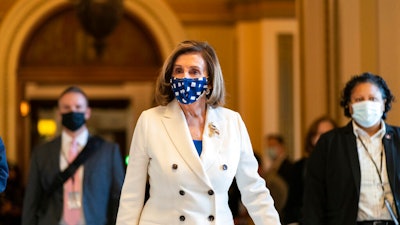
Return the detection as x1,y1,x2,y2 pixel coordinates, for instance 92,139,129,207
61,112,86,131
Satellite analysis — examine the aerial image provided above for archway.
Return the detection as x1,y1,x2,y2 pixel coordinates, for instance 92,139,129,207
0,0,185,171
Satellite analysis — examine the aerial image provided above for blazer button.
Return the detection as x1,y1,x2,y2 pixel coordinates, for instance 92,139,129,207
172,164,178,170
179,190,185,195
208,190,214,195
208,215,215,221
179,215,185,221
222,164,228,170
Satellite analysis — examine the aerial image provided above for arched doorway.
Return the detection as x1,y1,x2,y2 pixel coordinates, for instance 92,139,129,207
0,0,185,180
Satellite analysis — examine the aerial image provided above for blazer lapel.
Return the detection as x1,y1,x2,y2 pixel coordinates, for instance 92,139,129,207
345,122,361,195
383,125,396,190
201,106,223,171
161,101,212,187
382,124,400,216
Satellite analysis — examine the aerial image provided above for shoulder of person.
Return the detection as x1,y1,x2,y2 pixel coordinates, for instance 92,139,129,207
32,136,61,155
147,104,165,113
85,136,122,160
292,158,307,171
88,135,113,147
140,104,170,117
384,123,400,137
319,122,352,141
210,106,239,117
384,122,400,129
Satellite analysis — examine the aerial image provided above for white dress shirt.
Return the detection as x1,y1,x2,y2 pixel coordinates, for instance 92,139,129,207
59,129,89,225
353,121,397,221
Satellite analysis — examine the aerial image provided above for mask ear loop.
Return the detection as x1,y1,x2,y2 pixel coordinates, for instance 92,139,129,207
205,88,212,99
205,77,211,98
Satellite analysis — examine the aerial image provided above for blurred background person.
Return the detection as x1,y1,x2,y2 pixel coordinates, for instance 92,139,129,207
22,86,125,225
263,134,293,217
282,116,337,225
229,153,265,225
263,134,293,186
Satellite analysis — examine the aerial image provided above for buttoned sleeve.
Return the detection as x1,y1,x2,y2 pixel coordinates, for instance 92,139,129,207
116,111,150,225
233,113,281,225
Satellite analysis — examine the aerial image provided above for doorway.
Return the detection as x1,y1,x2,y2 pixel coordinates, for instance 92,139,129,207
0,0,185,181
15,5,162,180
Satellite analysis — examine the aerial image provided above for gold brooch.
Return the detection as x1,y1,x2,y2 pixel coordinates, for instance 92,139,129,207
208,122,220,137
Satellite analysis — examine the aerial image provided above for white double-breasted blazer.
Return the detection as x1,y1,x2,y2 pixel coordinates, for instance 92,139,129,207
116,101,280,225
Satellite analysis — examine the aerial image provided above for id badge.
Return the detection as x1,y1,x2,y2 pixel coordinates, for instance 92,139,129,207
67,191,82,209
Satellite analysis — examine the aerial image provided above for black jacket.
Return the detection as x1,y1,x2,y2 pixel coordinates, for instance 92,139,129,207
303,122,400,225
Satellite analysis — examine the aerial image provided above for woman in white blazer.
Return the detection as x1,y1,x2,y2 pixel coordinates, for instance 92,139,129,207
116,40,280,225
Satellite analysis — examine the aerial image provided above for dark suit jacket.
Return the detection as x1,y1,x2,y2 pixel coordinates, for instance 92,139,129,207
283,157,307,224
22,135,125,225
303,122,400,225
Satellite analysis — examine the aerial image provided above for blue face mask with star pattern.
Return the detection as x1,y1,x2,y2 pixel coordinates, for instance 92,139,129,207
170,77,208,104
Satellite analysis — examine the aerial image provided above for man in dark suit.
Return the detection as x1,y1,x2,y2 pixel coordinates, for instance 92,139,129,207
22,86,125,225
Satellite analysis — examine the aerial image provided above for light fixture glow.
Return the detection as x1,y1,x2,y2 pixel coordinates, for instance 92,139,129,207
37,119,57,137
20,101,30,117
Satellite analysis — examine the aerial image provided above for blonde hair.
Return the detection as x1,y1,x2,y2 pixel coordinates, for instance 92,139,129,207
154,40,225,107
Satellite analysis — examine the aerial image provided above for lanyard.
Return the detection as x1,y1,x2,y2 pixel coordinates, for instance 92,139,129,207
357,135,384,192
62,146,79,187
358,135,399,224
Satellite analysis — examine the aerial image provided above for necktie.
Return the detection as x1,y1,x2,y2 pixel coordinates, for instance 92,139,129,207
63,138,81,225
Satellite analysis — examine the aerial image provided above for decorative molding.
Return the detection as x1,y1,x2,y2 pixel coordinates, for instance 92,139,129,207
232,0,295,20
0,0,185,166
19,66,159,84
166,0,295,24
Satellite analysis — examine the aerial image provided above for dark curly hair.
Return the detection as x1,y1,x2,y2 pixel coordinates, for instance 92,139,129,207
340,72,394,119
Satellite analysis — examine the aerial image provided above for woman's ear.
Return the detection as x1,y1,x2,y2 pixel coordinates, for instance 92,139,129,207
347,103,353,115
383,99,387,112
